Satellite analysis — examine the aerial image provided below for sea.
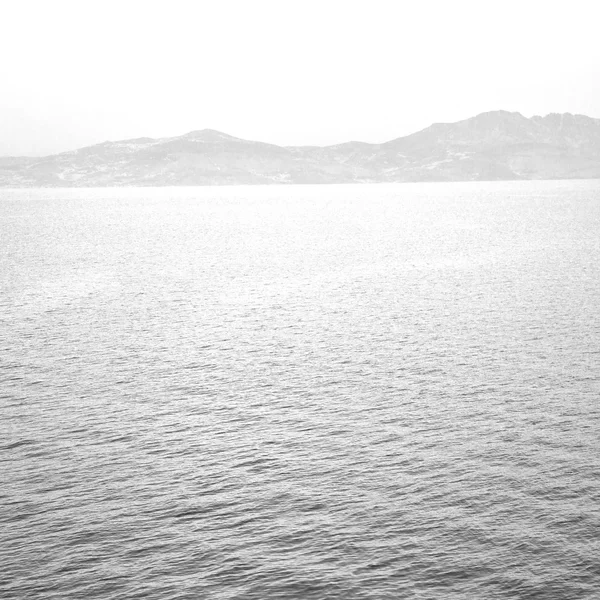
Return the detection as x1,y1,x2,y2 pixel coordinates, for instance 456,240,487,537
1,180,599,599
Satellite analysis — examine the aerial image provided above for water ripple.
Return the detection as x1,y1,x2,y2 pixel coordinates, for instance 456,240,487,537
1,181,600,599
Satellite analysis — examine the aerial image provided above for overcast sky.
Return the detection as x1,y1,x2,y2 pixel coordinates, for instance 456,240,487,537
1,0,599,156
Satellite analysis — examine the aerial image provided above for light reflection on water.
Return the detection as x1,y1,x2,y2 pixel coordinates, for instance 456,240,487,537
1,181,600,599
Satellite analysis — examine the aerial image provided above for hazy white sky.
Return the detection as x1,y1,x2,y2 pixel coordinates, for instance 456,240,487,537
1,0,599,156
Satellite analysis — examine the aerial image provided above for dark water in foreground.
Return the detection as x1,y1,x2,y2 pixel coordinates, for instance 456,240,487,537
1,181,600,599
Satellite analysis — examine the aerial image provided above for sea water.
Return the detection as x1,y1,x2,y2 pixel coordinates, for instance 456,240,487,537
1,181,599,599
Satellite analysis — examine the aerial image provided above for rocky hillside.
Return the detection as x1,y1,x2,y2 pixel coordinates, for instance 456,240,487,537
1,111,599,186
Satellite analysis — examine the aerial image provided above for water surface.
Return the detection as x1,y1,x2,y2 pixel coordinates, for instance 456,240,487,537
1,181,600,599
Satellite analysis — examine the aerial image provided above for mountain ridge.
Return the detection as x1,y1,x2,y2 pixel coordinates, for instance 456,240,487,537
1,111,599,187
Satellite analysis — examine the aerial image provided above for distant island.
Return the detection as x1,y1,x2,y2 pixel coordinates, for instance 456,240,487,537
1,111,599,187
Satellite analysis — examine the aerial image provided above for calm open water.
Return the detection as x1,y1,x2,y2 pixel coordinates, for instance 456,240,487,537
1,181,599,599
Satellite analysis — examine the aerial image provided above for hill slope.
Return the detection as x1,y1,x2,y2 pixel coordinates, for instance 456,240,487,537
1,111,599,186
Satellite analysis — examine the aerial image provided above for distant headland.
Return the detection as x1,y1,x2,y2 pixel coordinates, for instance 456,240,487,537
1,111,599,187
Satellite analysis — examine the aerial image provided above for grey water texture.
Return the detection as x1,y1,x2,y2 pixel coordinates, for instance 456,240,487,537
1,180,600,599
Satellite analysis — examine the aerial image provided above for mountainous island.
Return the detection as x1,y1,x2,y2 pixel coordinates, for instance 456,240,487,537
1,111,599,187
